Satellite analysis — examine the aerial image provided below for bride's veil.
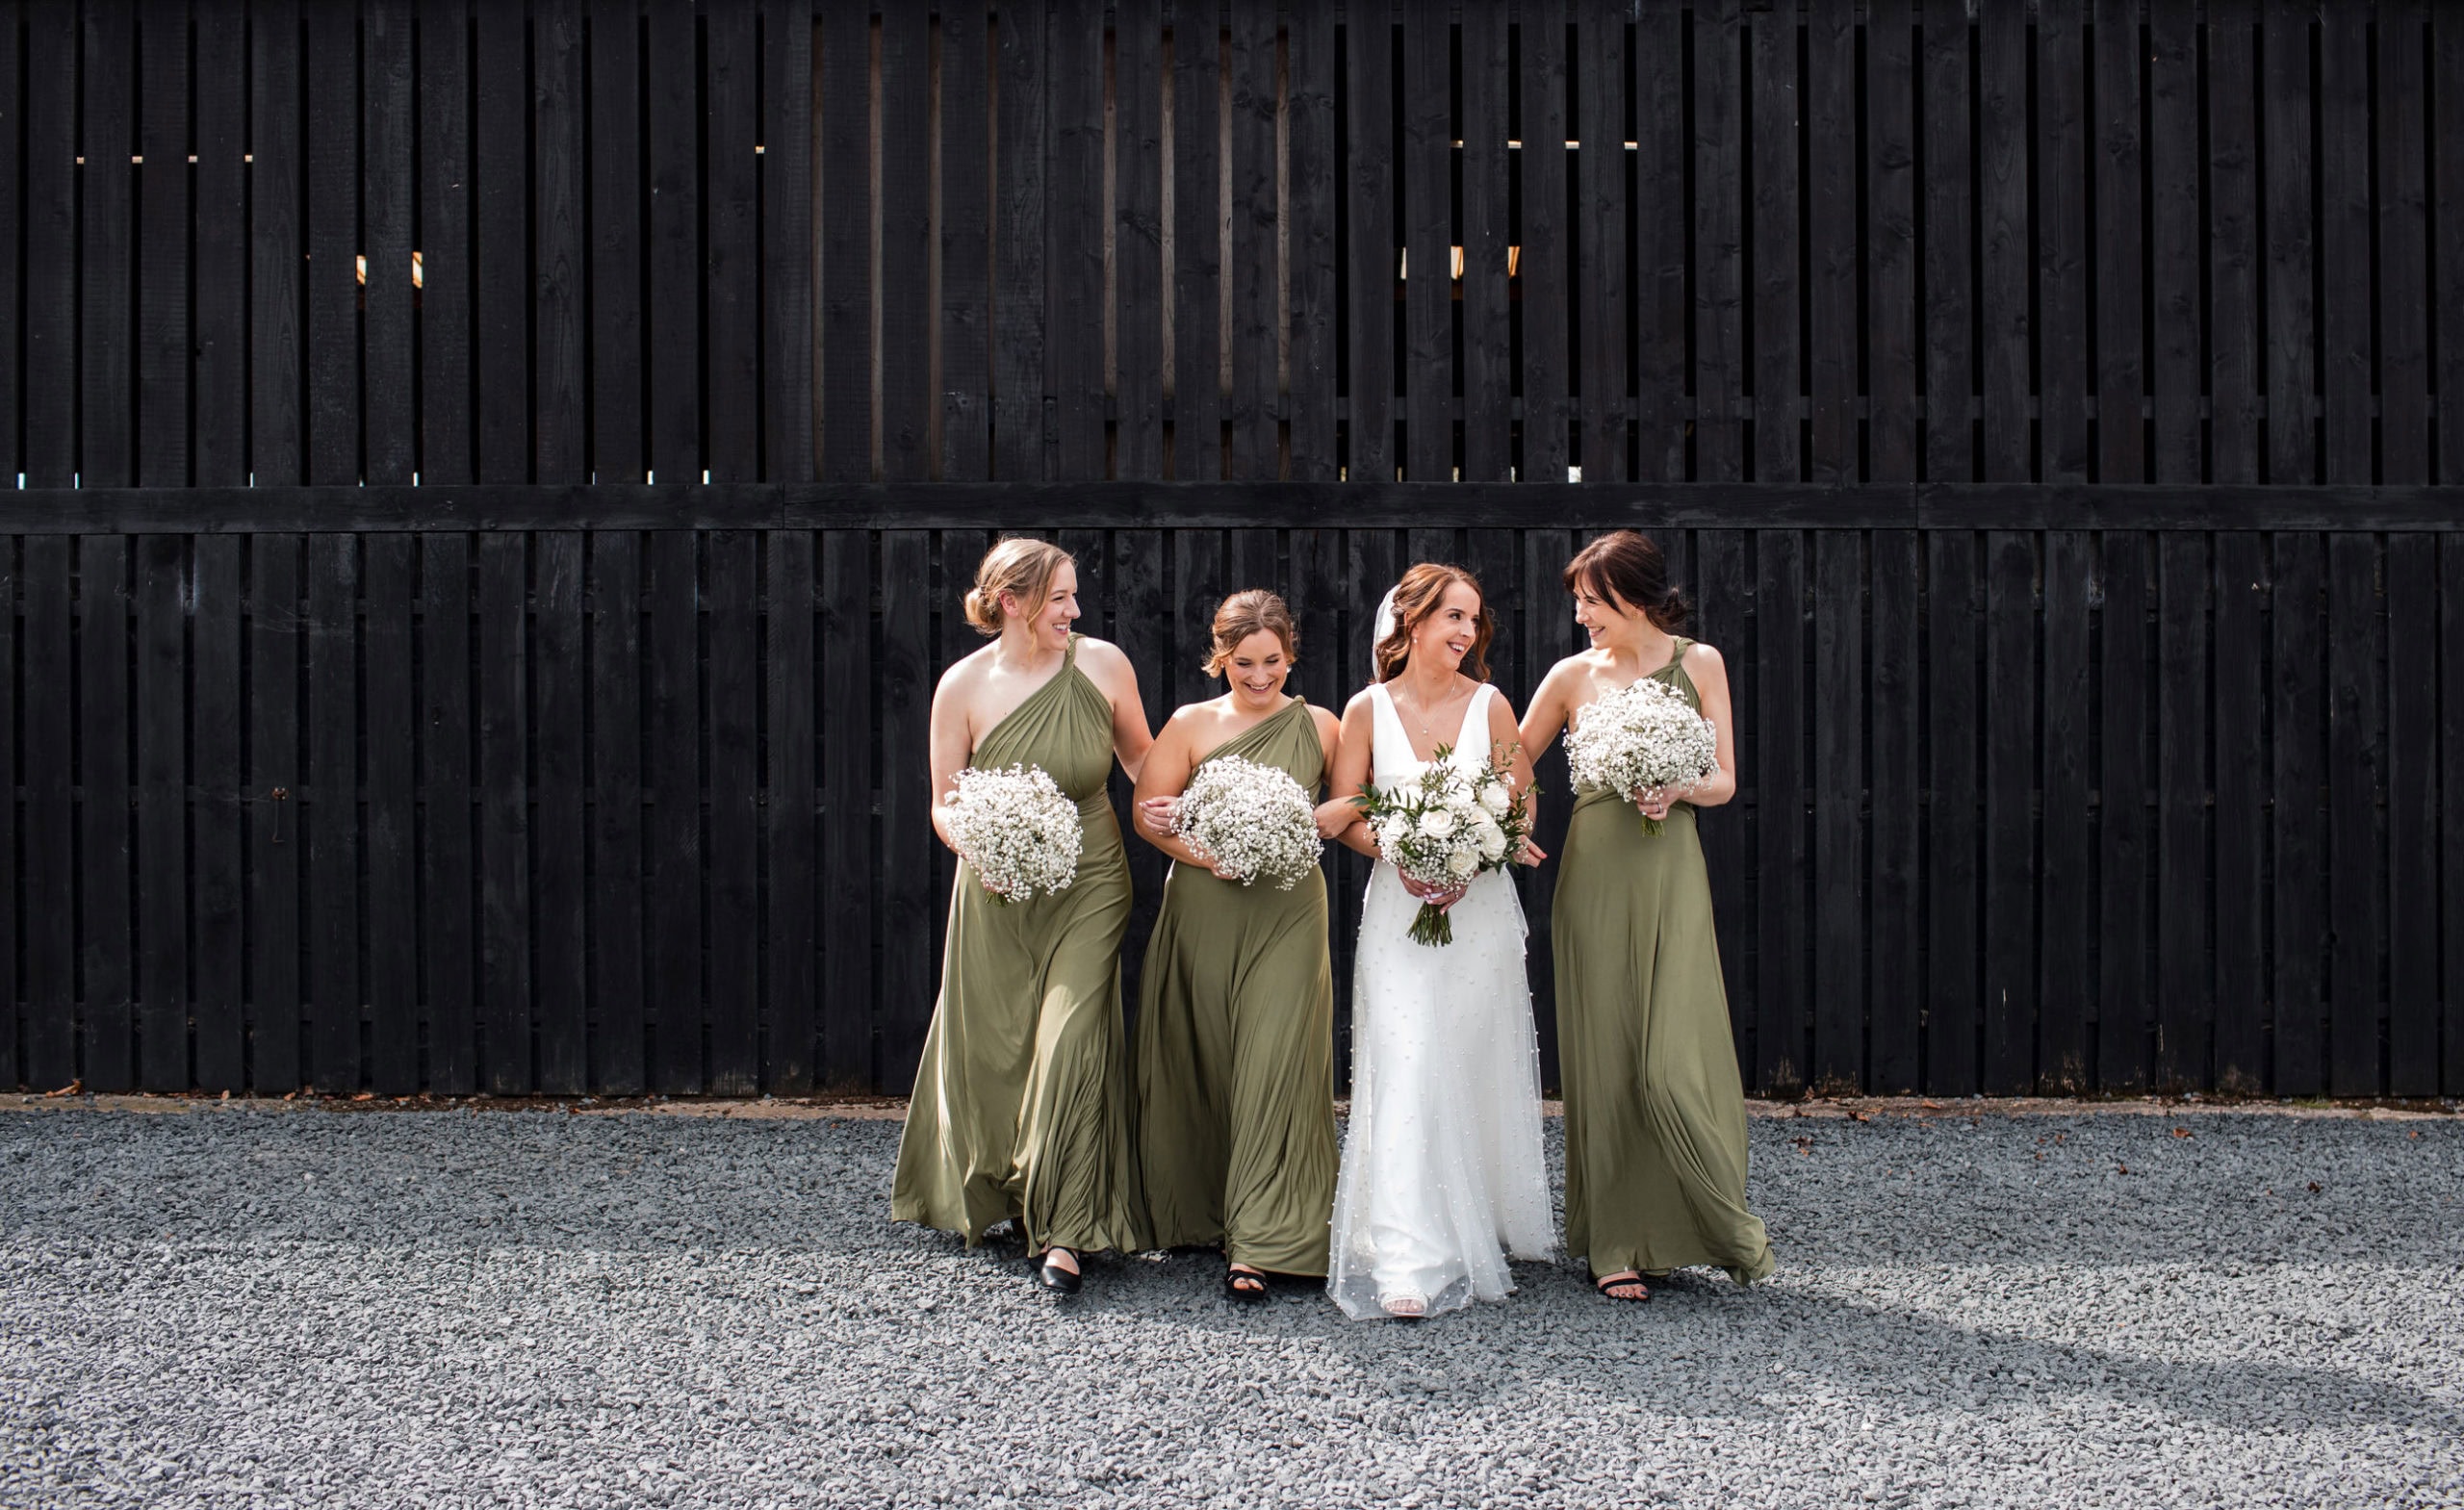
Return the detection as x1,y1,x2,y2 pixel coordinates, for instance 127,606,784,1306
1370,586,1399,662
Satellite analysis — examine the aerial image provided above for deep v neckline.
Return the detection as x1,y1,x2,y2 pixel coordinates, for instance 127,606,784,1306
1378,680,1483,765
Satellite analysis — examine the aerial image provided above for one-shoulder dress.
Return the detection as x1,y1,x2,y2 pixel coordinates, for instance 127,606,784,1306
1551,639,1775,1285
892,635,1151,1256
1136,696,1339,1275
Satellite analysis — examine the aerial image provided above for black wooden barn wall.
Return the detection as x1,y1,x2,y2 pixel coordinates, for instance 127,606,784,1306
2,0,2459,1100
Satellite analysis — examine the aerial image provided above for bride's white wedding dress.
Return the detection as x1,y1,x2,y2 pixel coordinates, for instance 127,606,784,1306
1327,680,1554,1321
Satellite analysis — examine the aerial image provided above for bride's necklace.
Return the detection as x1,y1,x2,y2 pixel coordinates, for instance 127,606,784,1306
1390,678,1463,742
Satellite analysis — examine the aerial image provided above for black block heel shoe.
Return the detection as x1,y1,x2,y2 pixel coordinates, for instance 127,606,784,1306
1037,1248,1084,1294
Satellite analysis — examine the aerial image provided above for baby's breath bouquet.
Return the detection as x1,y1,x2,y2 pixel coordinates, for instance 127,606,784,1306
944,763,1083,904
1563,678,1719,835
1353,747,1537,947
1173,755,1323,889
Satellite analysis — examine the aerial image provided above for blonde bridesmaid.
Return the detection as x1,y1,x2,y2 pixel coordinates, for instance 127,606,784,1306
1519,531,1775,1303
892,538,1156,1292
1130,592,1345,1299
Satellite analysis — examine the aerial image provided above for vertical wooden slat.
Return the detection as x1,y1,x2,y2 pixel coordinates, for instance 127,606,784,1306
192,535,245,1090
763,531,816,1091
23,3,74,489
1175,530,1227,711
532,532,588,1092
2212,532,2267,1090
1866,0,1917,484
2148,0,2201,484
648,531,704,1090
1459,1,1509,482
1047,0,1105,479
990,0,1044,480
418,0,472,485
705,532,760,1091
820,530,873,1086
589,0,644,484
876,2,931,480
137,0,190,488
2261,0,2315,484
82,3,135,489
0,15,18,483
1175,2,1223,479
2208,0,2262,485
1805,0,1856,483
1286,1,1339,479
1925,530,1978,1093
418,534,475,1092
1693,530,1752,1076
2092,0,2144,483
1981,531,2035,1092
80,538,134,1091
648,0,701,481
2324,534,2377,1092
2317,3,2371,485
1975,0,2026,483
1576,0,1629,482
533,0,586,484
304,534,359,1093
22,539,74,1088
135,536,187,1089
1110,526,1168,1024
475,0,528,482
363,0,416,487
1810,532,1862,1088
1114,0,1165,480
2035,0,2088,484
1517,0,1570,481
937,0,988,480
1343,0,1393,481
1747,2,1796,483
2270,533,2325,1093
1401,0,1450,482
1630,0,1683,481
1866,528,1921,1091
193,0,245,488
591,532,648,1093
2040,529,2094,1091
477,534,531,1091
1754,533,1806,1092
0,546,11,1088
364,536,419,1095
2374,0,2430,485
2097,531,2150,1089
880,531,936,1089
1226,0,1278,479
2440,11,2464,486
2443,540,2464,1093
1920,0,1971,482
2382,536,2435,1095
305,4,358,485
2157,535,2209,1086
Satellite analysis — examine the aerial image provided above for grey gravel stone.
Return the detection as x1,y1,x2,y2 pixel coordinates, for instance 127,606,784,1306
2,1107,2458,1509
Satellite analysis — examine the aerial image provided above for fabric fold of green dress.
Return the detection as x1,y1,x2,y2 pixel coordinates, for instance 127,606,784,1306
1552,641,1776,1285
1135,697,1339,1275
893,635,1151,1255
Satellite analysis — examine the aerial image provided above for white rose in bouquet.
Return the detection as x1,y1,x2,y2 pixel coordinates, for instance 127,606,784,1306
1418,808,1457,839
1478,782,1513,816
943,763,1084,904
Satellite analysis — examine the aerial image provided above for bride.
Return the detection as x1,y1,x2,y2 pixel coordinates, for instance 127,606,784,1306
1317,564,1555,1320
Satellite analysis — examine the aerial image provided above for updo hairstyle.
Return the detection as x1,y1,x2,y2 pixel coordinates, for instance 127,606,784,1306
1202,589,1299,677
1561,530,1690,631
962,537,1075,636
1373,563,1495,684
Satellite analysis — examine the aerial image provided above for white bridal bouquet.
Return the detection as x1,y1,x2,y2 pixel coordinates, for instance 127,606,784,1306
943,763,1083,904
1172,755,1323,889
1563,678,1719,835
1353,747,1538,947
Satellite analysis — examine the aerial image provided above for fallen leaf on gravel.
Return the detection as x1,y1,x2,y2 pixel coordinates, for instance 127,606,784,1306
2307,1181,2323,1193
45,1080,82,1097
1921,1101,1942,1111
2171,1127,2193,1139
352,1092,374,1102
2116,1164,2129,1174
1849,1111,1871,1123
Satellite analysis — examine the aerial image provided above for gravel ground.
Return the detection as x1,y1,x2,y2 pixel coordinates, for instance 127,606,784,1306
2,1103,2458,1510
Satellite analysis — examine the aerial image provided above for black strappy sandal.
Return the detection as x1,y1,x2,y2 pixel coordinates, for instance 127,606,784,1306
1037,1247,1084,1294
1594,1271,1653,1303
1222,1266,1270,1302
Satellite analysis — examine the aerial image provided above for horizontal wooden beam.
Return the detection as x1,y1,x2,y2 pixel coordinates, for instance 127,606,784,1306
1,482,2459,534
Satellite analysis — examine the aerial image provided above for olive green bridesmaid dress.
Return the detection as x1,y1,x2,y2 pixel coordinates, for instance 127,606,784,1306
1136,697,1338,1275
892,635,1151,1256
1552,640,1776,1285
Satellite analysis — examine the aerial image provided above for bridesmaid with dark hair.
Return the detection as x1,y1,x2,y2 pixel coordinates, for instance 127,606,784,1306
892,537,1157,1293
1130,591,1345,1300
1518,530,1775,1303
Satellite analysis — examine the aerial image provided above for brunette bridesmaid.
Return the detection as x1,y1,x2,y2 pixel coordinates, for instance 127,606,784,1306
1130,592,1345,1299
891,538,1157,1292
1518,531,1775,1302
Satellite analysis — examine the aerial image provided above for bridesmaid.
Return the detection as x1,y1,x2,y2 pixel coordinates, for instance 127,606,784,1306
1130,592,1345,1300
892,538,1157,1293
1518,531,1776,1303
